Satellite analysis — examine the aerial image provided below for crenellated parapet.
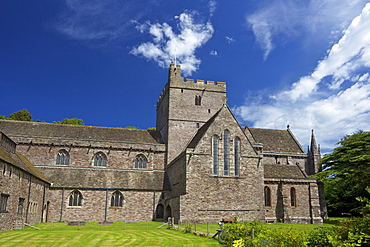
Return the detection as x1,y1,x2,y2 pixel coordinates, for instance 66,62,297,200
157,64,226,108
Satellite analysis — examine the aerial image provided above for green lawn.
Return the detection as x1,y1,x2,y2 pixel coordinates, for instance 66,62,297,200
0,220,341,246
0,222,221,247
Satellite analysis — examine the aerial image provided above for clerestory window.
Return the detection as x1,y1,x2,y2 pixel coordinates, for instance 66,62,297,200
93,152,107,167
56,149,69,166
135,154,147,169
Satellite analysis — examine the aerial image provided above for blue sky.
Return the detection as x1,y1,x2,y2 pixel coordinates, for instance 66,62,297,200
1,0,370,153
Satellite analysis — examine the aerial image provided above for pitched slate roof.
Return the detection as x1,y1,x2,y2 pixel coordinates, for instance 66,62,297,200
0,120,162,145
264,164,306,179
247,127,304,153
38,167,165,190
0,146,49,183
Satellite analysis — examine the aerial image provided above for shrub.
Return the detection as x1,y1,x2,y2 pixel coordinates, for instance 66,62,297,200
251,228,308,247
307,226,340,247
220,221,265,246
307,218,370,247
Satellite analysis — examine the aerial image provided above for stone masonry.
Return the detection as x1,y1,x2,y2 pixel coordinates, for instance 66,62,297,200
0,64,325,229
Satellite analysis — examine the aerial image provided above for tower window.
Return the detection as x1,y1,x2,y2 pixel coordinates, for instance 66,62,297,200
195,96,202,106
196,123,200,128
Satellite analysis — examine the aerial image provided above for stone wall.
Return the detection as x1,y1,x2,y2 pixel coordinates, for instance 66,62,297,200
264,179,322,224
7,128,167,223
0,161,48,232
15,142,165,171
165,106,265,223
47,189,161,222
157,64,227,163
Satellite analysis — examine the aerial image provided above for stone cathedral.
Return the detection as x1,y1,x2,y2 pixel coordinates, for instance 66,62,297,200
0,64,325,231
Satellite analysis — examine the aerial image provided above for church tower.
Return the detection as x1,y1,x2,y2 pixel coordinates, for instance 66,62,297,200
156,64,227,164
306,130,321,175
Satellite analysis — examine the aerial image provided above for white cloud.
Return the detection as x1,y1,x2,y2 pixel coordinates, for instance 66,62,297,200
131,11,214,76
54,0,147,44
208,0,217,16
236,3,370,152
225,36,235,44
210,50,217,56
247,0,369,59
276,3,370,101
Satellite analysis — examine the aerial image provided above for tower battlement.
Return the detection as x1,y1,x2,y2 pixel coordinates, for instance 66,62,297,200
157,64,226,108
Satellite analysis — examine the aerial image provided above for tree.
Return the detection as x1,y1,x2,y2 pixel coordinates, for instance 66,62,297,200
124,126,138,129
315,131,370,215
8,109,32,121
53,118,84,125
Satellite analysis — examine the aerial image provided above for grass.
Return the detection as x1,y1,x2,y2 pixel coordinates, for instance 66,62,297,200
0,221,221,247
0,219,345,246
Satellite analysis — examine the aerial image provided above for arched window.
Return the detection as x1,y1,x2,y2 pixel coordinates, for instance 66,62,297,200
213,135,219,175
135,154,147,169
56,149,69,166
234,137,240,177
111,191,123,207
93,152,107,167
224,130,230,176
264,186,271,207
290,187,297,207
68,190,82,206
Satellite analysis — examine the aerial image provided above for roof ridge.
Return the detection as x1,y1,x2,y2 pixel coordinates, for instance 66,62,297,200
0,119,149,131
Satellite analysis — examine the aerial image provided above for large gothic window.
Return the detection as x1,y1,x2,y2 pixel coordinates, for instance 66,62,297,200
68,190,82,207
290,187,297,207
56,149,69,166
93,152,107,167
264,186,271,207
223,130,230,176
111,191,123,207
135,154,147,169
234,137,240,177
213,135,219,175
